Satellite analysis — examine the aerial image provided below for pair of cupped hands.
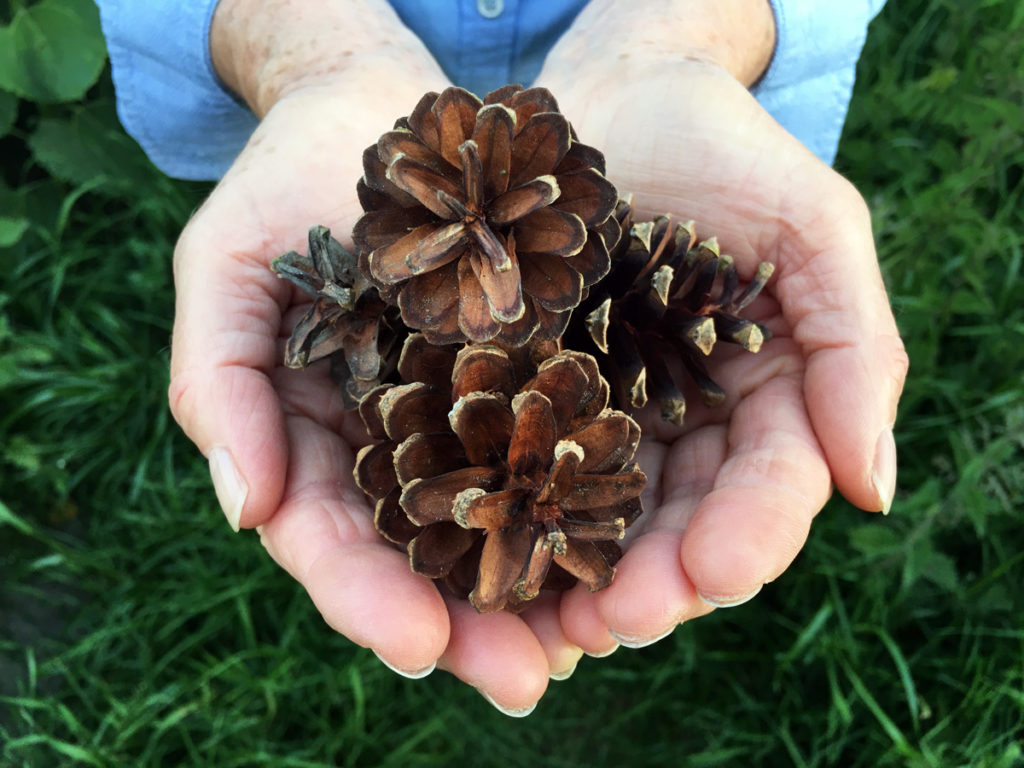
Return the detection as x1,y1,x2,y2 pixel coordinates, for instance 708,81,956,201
168,1,907,715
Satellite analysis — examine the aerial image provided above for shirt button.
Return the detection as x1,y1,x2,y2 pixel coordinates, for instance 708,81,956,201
477,0,504,18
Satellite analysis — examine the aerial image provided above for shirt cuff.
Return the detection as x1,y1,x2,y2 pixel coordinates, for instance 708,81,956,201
96,0,258,180
753,0,887,165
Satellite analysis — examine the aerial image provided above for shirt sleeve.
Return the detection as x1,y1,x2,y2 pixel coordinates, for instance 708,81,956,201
752,0,888,166
96,0,886,181
95,0,258,181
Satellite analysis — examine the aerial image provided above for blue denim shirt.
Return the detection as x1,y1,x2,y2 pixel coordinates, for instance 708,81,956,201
95,0,887,180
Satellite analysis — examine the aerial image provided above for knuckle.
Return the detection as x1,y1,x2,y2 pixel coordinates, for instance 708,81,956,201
167,368,197,430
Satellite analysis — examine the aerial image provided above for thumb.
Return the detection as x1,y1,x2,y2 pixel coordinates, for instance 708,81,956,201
778,174,909,513
168,211,290,531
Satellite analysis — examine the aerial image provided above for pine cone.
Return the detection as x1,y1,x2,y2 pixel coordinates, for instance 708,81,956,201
353,85,619,347
272,226,407,408
568,207,774,425
353,336,646,614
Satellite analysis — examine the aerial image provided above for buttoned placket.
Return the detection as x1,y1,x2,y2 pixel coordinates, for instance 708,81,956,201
457,0,519,95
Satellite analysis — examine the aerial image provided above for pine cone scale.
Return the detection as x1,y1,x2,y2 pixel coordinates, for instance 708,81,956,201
432,87,482,166
378,129,455,177
451,345,517,400
550,168,618,228
563,468,646,512
385,155,465,218
507,112,570,187
396,262,462,343
351,206,436,252
366,222,462,283
567,414,635,474
392,433,467,485
449,392,515,465
456,255,502,342
380,382,451,441
469,247,525,323
506,390,558,477
354,442,398,499
471,525,534,612
375,489,419,545
454,487,527,529
513,208,586,256
564,231,612,287
471,104,516,198
520,253,584,312
409,521,479,578
554,540,616,592
486,175,560,226
399,466,506,525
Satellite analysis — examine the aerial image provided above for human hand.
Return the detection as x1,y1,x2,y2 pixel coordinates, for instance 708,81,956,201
168,0,593,716
532,0,909,653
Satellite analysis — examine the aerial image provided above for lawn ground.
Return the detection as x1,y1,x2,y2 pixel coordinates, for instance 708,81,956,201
2,0,1023,765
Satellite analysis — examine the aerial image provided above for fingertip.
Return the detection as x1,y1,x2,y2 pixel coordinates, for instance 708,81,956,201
173,365,288,529
306,543,451,671
517,594,584,680
559,584,618,657
209,446,247,532
440,597,549,712
680,486,811,603
373,650,436,680
872,424,897,515
594,531,708,645
805,338,906,512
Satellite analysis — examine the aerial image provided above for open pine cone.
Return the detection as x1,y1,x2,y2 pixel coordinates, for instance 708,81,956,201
354,336,646,613
272,226,406,407
353,85,619,347
568,206,774,425
270,85,779,615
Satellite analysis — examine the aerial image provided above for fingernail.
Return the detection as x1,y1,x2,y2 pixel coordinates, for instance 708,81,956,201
608,625,676,649
584,643,619,659
373,650,435,680
872,425,897,515
209,446,247,532
550,662,578,681
698,584,763,608
480,691,537,718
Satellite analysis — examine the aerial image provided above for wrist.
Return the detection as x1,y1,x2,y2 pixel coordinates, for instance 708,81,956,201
210,0,448,116
542,0,776,88
670,0,777,87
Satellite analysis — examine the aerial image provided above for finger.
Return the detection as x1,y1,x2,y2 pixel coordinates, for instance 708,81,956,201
518,594,584,680
258,414,449,676
559,586,619,657
591,424,727,645
438,595,550,717
169,213,293,529
777,179,909,513
680,361,832,605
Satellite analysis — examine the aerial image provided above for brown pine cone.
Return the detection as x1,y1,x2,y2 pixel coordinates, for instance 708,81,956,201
353,85,619,347
272,226,407,408
568,207,774,425
353,336,645,614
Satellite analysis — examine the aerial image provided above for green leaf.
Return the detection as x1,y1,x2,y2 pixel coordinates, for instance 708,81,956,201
919,549,960,592
0,0,106,103
0,498,34,535
0,215,30,246
903,537,961,592
849,524,900,557
0,88,17,136
28,99,156,187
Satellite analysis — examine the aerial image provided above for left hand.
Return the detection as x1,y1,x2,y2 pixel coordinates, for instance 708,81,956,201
527,1,908,654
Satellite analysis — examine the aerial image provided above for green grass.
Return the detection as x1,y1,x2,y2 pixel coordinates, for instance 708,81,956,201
2,0,1023,765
